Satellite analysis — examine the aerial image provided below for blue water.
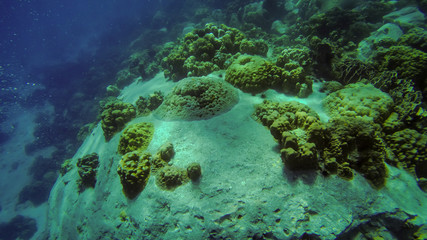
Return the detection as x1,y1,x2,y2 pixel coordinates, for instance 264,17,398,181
0,0,426,239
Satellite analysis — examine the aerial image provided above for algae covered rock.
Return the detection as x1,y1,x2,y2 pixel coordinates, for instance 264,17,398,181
76,153,99,189
101,101,136,141
155,76,238,120
323,83,394,123
117,151,151,199
118,122,154,155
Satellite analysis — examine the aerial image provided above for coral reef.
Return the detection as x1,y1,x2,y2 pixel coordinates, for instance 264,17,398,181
101,101,137,141
386,128,427,179
115,69,138,89
253,100,325,171
398,27,427,52
60,159,73,176
76,153,100,189
368,71,424,123
135,91,164,115
225,55,283,94
187,162,202,181
162,23,267,80
374,45,427,95
322,117,388,187
225,54,313,97
157,142,175,162
150,142,175,174
323,83,394,123
117,151,151,199
155,76,238,120
155,165,189,190
118,122,154,155
254,99,390,187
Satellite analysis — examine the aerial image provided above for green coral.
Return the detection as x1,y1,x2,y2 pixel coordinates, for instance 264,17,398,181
226,55,283,94
117,151,151,199
276,46,312,69
253,100,326,170
323,83,394,123
155,76,239,120
398,27,427,52
115,69,138,89
226,54,313,97
162,23,266,80
187,162,202,181
155,165,189,191
254,99,390,187
76,153,99,190
386,128,427,179
323,117,388,188
101,101,136,141
374,45,427,94
135,91,164,115
60,159,73,176
369,71,424,123
118,122,154,155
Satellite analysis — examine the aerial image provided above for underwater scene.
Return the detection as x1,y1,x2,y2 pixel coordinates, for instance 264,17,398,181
0,0,427,239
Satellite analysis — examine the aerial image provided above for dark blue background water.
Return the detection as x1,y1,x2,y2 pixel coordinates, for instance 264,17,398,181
0,0,164,143
0,1,165,237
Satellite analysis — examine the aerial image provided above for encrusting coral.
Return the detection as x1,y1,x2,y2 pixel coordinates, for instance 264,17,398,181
76,153,99,190
117,122,154,155
155,76,238,120
117,151,151,199
101,101,136,141
323,83,394,123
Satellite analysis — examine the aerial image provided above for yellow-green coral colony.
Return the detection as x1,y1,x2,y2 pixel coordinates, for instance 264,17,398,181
101,101,137,141
117,151,151,199
117,142,202,198
162,23,267,81
253,98,390,188
118,122,154,155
